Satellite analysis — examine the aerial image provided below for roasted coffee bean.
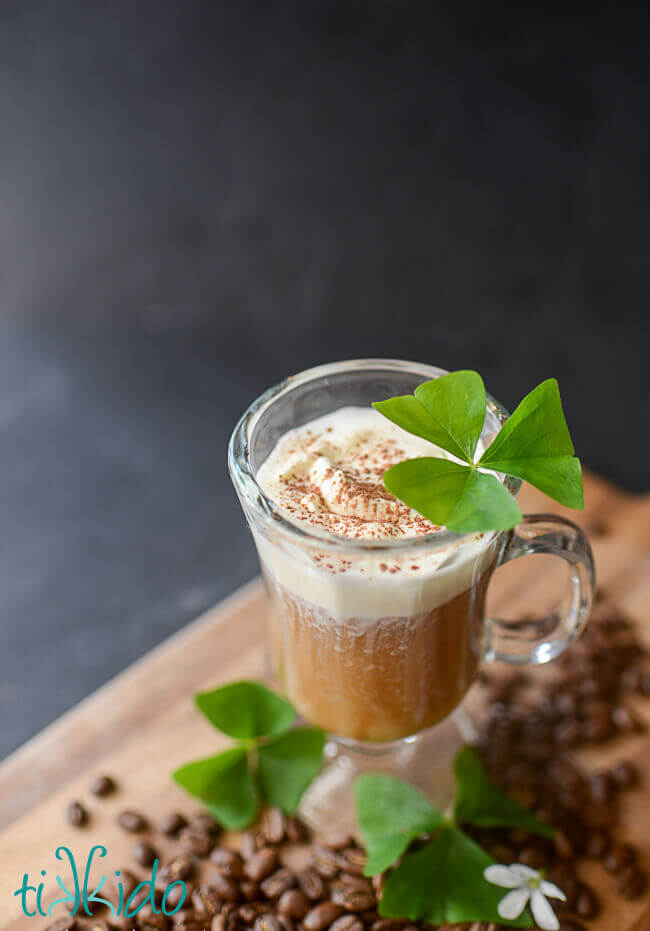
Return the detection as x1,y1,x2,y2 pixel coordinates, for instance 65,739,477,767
127,883,150,912
132,841,157,868
581,800,615,830
611,759,639,788
311,844,340,878
489,842,515,863
588,771,615,803
236,904,258,923
240,830,264,858
370,920,405,931
330,917,363,931
302,902,345,931
335,847,367,876
371,874,384,897
158,812,187,836
114,867,138,898
584,828,611,859
162,880,189,911
172,912,207,931
211,872,240,902
581,712,615,742
211,916,227,931
66,801,88,828
44,920,78,931
262,806,287,845
240,880,260,901
179,826,214,858
285,815,310,844
210,847,244,878
320,832,354,850
604,842,636,873
554,719,581,746
338,874,374,891
330,883,376,912
553,828,574,860
90,774,116,797
106,917,132,931
245,847,279,881
188,812,221,836
611,705,644,733
254,915,282,931
574,884,599,919
160,855,194,882
518,843,547,869
260,867,296,898
117,810,148,833
278,889,310,919
296,867,326,900
557,922,587,931
191,884,222,916
616,865,647,898
138,914,168,931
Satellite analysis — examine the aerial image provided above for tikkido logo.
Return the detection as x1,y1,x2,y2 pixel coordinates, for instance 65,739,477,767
13,846,188,920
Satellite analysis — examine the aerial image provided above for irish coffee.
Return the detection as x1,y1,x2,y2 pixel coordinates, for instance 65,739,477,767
255,407,499,741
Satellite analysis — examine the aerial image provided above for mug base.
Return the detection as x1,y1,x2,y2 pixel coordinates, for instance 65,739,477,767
298,706,478,834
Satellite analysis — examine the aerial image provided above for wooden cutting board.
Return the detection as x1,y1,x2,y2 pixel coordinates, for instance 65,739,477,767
1,473,650,931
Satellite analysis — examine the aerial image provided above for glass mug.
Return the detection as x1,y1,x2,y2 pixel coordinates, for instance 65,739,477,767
229,360,595,821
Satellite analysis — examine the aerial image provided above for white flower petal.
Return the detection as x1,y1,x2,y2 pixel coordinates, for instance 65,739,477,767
498,887,531,920
530,889,560,930
509,863,540,883
540,880,566,901
483,864,521,888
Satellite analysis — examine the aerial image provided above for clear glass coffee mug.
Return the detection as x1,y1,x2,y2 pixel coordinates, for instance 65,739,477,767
229,360,595,828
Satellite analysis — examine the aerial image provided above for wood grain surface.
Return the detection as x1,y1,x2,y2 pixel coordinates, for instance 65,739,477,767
1,474,649,930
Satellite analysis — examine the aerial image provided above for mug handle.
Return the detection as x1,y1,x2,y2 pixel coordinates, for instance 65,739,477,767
484,514,596,666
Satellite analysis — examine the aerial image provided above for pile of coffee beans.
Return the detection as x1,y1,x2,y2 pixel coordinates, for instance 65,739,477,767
472,598,648,924
51,598,646,931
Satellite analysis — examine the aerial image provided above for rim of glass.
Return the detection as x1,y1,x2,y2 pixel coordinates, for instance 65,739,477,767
228,359,521,552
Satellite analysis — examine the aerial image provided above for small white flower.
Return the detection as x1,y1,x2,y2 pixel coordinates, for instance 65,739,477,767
484,862,566,930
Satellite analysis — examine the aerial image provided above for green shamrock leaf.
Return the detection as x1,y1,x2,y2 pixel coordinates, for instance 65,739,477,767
172,747,258,830
373,370,485,463
383,459,522,532
195,680,295,740
355,774,445,876
453,746,555,838
379,826,531,927
257,727,326,813
479,378,583,508
374,370,584,533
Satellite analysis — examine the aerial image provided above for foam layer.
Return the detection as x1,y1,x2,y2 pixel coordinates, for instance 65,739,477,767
254,407,499,620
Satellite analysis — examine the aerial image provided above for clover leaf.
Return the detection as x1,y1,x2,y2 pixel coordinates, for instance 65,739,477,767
257,727,326,813
379,825,531,927
478,378,583,508
453,746,555,838
355,774,445,876
173,747,258,830
374,370,584,533
195,681,295,739
174,681,324,829
374,370,486,462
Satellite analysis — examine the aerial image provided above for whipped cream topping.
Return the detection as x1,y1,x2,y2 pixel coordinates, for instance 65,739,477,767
256,407,446,540
252,407,501,620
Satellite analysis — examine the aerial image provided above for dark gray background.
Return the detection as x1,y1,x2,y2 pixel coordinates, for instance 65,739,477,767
0,1,648,759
